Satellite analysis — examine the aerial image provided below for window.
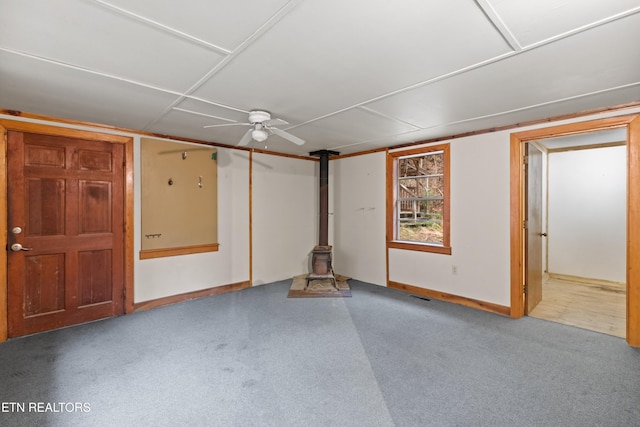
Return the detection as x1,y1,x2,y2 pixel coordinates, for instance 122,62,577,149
387,143,451,254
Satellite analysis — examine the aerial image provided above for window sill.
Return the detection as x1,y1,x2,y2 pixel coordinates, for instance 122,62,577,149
388,240,452,255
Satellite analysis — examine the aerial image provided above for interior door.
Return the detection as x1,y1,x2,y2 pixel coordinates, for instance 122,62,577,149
7,131,125,337
525,143,544,313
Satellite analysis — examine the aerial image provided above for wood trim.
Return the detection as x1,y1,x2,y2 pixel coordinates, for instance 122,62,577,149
510,114,640,346
0,119,131,144
442,143,451,248
547,272,625,288
389,281,511,316
139,243,220,260
250,148,318,162
510,116,635,141
385,148,391,286
133,281,251,312
386,151,395,248
510,133,525,318
628,115,640,347
388,241,452,255
124,137,135,314
331,147,387,160
249,150,253,285
0,125,7,342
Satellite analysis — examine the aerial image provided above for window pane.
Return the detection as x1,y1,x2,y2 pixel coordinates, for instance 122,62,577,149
398,200,443,244
398,220,443,244
398,152,443,178
399,176,444,198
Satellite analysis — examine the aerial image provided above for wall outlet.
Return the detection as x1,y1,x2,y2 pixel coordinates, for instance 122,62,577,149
452,265,458,275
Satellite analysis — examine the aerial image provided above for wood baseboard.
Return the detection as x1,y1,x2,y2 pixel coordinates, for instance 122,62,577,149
133,281,251,312
388,281,511,316
547,273,625,288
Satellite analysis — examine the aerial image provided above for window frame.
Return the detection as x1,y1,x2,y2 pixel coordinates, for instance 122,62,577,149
387,143,451,255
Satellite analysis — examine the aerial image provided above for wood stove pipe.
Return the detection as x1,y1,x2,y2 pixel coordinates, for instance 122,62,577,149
310,150,339,247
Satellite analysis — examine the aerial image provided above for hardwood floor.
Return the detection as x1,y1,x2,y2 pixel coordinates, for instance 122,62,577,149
528,275,626,338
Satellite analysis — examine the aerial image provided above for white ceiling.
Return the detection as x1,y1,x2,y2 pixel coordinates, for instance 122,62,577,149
1,0,639,156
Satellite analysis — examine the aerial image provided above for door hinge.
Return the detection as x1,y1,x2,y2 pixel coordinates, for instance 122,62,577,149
523,155,529,165
523,220,528,229
523,284,528,294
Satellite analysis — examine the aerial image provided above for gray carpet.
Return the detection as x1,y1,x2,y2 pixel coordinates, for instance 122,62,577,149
1,280,639,426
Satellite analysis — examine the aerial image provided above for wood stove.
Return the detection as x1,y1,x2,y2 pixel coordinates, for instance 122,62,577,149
306,149,340,290
288,149,350,297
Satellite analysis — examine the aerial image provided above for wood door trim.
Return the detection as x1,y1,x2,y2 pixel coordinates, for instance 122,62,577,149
510,114,640,347
0,127,7,341
0,121,134,341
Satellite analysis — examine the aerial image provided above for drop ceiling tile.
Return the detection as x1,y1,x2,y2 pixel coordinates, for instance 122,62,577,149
103,0,292,51
366,14,640,129
290,107,419,148
175,98,251,124
489,0,640,47
0,50,178,130
192,0,511,122
0,0,225,92
146,109,249,145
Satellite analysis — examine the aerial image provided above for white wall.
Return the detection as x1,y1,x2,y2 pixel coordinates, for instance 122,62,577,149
332,152,387,285
251,153,317,284
547,146,626,283
388,134,512,306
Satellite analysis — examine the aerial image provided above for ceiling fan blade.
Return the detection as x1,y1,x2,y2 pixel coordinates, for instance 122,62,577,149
263,118,289,127
238,128,254,146
204,122,251,129
270,127,305,146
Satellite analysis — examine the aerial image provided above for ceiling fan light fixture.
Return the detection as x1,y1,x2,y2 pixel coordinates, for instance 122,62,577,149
252,128,268,142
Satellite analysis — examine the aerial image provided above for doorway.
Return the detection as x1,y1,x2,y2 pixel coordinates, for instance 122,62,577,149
0,121,135,340
525,130,627,337
509,114,640,347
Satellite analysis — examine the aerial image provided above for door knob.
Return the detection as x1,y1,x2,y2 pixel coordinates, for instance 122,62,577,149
539,232,548,237
10,243,33,251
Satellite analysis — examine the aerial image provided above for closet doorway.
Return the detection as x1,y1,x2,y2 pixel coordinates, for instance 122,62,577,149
526,129,627,338
509,113,640,347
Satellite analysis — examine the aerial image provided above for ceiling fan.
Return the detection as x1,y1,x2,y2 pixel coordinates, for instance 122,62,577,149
204,110,305,146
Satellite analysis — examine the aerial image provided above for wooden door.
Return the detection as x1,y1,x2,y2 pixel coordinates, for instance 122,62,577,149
7,131,125,337
525,143,544,313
